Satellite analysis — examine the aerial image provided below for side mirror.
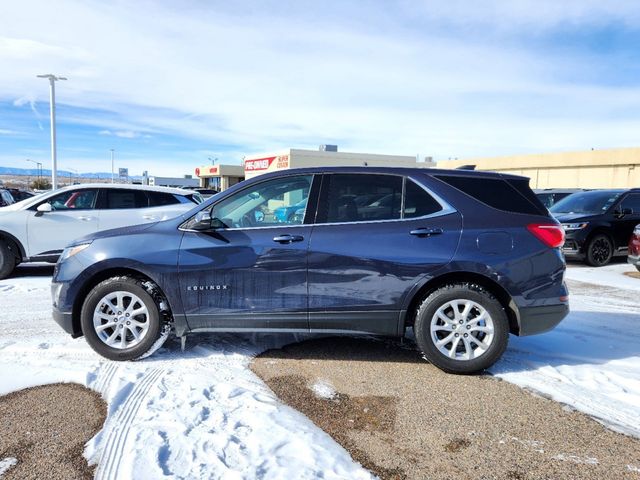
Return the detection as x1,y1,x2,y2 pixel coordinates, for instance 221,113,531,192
35,203,52,217
191,210,213,230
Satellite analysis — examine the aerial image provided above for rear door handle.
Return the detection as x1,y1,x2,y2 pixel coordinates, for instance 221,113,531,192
142,215,158,220
77,216,94,221
410,227,444,237
273,234,304,244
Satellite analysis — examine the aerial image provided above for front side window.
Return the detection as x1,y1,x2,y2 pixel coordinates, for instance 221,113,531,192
210,175,312,228
550,190,623,215
46,189,98,211
620,193,640,214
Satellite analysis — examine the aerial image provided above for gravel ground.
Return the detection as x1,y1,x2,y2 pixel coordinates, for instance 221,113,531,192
0,383,106,480
251,336,640,480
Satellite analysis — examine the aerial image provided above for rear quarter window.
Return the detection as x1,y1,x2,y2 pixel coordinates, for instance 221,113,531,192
435,175,546,216
148,191,181,206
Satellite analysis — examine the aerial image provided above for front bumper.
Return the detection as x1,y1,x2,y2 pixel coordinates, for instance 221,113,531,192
516,303,569,336
52,306,79,337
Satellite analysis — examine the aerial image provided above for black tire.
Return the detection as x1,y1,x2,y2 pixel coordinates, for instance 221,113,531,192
0,240,16,280
585,234,613,267
81,276,170,361
413,283,509,374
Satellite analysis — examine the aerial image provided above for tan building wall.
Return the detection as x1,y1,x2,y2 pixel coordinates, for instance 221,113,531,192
437,147,640,189
243,148,435,179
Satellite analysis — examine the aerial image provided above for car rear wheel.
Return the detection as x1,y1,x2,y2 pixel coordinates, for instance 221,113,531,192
414,284,509,374
585,234,613,267
0,240,16,280
81,277,170,361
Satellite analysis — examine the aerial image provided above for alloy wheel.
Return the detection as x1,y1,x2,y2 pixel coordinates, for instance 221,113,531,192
430,299,495,361
92,291,150,349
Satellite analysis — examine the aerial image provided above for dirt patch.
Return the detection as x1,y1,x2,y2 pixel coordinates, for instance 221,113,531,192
623,271,640,279
0,383,106,480
252,336,640,480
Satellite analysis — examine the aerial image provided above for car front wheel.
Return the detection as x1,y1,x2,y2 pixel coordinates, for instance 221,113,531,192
585,234,613,267
0,240,16,280
414,284,509,374
80,276,170,361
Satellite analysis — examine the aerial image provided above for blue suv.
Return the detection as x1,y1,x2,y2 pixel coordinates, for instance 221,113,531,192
51,167,569,374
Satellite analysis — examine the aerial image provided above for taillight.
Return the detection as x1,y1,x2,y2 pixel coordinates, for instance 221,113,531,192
527,223,565,248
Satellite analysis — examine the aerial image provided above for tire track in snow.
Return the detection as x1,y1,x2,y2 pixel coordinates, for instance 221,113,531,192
95,368,164,480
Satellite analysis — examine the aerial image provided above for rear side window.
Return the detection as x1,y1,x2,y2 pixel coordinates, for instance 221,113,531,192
148,191,180,207
436,175,546,215
317,174,443,223
620,193,640,213
102,189,148,209
404,179,442,218
321,174,403,223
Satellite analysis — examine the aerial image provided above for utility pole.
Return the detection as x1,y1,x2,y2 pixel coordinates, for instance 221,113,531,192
26,159,43,185
37,74,67,190
110,149,115,183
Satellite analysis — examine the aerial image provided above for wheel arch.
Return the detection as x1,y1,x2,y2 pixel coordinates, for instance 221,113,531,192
0,230,26,262
73,267,175,336
582,226,614,252
402,271,519,334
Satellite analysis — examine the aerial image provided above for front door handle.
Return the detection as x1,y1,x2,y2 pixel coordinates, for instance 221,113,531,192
410,227,444,237
77,216,94,221
273,234,304,244
142,215,158,220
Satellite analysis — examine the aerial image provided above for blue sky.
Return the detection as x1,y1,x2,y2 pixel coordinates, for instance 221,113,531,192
1,0,640,176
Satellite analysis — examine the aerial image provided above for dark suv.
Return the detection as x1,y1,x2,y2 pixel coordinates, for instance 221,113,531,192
550,189,640,266
51,167,568,374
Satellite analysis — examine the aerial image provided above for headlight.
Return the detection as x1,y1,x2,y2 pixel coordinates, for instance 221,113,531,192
562,223,589,231
59,242,92,261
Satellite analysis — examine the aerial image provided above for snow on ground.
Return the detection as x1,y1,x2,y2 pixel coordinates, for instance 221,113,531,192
0,265,373,480
565,261,640,291
1,261,639,478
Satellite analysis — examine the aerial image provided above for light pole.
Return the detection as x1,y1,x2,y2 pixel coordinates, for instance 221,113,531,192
37,74,67,190
66,167,78,185
26,159,43,185
110,149,115,183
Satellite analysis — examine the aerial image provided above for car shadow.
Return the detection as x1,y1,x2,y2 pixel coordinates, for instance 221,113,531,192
10,264,55,278
150,308,640,375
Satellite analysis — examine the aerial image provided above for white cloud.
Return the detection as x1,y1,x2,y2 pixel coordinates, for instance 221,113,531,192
0,129,18,135
0,0,639,171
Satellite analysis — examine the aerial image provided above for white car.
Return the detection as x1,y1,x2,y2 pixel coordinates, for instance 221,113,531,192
0,183,203,279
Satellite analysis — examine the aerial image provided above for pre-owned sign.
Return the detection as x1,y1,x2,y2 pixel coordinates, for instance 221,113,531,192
245,156,276,171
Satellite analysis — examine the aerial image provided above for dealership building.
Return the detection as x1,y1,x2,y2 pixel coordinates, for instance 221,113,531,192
437,147,640,189
195,146,435,190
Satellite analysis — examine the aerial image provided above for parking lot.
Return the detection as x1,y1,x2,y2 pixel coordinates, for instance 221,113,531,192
0,260,639,478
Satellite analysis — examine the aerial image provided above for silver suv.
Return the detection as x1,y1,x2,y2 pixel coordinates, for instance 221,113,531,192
0,183,202,279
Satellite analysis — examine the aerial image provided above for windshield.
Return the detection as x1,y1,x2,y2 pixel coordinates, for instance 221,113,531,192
550,190,622,215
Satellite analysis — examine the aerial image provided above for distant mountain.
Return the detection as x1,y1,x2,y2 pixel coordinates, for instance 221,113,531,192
0,166,139,180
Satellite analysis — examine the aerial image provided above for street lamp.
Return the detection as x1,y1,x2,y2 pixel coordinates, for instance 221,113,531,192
110,149,115,183
65,167,78,186
208,156,218,165
37,74,67,190
25,159,43,185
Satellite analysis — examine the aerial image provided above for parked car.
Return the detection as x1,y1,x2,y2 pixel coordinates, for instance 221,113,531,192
534,188,588,209
0,189,15,207
51,167,569,374
0,184,203,279
629,224,640,272
274,198,307,222
7,188,36,202
183,187,218,199
550,188,640,266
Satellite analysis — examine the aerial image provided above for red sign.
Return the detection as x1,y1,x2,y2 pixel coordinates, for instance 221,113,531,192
245,156,276,171
209,166,218,174
195,167,200,176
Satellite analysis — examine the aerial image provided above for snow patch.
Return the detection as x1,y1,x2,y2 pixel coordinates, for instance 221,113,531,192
311,379,337,400
0,457,17,477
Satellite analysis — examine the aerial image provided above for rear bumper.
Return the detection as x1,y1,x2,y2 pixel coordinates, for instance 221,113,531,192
516,303,569,336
